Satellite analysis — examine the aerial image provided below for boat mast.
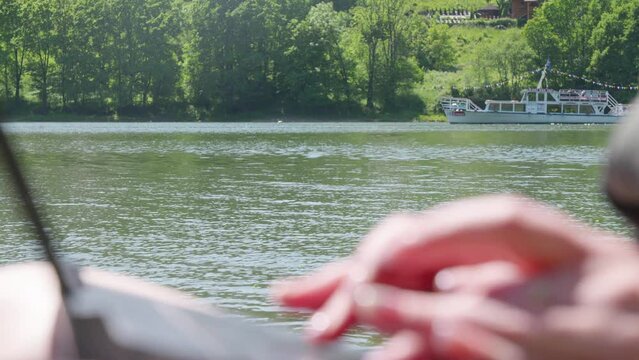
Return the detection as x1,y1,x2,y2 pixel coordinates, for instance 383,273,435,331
537,58,551,89
536,68,547,89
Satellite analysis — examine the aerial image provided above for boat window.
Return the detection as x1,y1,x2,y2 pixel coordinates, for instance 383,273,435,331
514,104,526,112
501,103,514,112
547,104,561,113
563,105,578,114
579,105,594,114
488,103,499,111
528,92,536,102
548,93,558,102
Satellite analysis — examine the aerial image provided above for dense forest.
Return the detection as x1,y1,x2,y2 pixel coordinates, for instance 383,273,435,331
0,0,637,119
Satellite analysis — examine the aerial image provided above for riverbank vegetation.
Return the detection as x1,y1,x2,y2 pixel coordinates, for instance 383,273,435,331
0,0,637,120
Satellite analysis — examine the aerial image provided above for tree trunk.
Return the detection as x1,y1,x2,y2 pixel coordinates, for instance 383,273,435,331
13,48,24,104
39,51,50,113
385,29,399,108
60,66,67,109
142,76,150,106
337,55,351,103
42,71,48,112
128,73,135,107
366,41,377,110
116,64,123,110
3,64,9,102
152,79,162,108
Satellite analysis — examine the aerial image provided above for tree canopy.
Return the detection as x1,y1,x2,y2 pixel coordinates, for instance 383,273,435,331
525,0,638,91
0,0,637,118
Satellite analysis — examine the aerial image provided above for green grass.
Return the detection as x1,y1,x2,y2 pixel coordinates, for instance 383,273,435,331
451,26,520,72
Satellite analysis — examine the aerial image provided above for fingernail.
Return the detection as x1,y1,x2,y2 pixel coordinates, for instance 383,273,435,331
434,269,457,292
348,265,372,284
353,284,380,318
306,311,331,340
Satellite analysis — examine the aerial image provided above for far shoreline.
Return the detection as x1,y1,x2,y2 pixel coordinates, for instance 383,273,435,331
5,112,447,123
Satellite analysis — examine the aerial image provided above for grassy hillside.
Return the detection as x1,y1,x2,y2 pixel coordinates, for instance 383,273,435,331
404,0,528,116
415,27,528,114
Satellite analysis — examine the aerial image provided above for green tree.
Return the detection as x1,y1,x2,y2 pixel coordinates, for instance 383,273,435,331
187,0,306,113
467,30,535,100
107,0,146,110
284,2,354,109
588,0,639,86
0,39,10,102
89,0,180,112
415,23,457,72
54,0,72,109
0,0,28,104
352,0,420,110
23,0,57,112
56,0,114,111
135,0,181,108
351,2,383,109
524,0,609,80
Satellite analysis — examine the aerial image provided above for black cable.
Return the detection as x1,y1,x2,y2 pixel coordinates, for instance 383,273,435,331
0,123,74,295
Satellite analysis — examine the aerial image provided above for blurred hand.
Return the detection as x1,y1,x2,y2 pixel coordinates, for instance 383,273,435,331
347,255,639,360
272,195,639,359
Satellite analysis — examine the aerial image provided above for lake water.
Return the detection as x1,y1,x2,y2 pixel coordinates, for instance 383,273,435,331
0,122,632,347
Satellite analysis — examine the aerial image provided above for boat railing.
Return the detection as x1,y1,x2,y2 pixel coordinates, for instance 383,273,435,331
607,93,619,110
558,90,608,102
605,93,630,116
440,97,482,112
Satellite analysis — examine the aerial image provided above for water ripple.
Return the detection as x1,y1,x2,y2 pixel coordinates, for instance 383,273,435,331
0,122,628,349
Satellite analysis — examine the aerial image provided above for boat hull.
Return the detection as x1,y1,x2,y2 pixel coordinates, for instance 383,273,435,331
445,111,620,124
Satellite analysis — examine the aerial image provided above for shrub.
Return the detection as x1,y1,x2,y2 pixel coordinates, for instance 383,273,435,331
464,18,518,28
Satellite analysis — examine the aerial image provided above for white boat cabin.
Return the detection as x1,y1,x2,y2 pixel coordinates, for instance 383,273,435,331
484,88,623,116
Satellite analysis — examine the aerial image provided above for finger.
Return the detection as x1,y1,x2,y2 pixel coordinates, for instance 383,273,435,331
351,284,533,340
432,321,526,360
271,259,351,309
305,285,356,343
363,330,431,360
434,262,525,293
372,195,592,277
303,261,382,342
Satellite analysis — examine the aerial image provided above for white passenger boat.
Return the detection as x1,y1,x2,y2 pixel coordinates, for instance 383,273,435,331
440,69,629,124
